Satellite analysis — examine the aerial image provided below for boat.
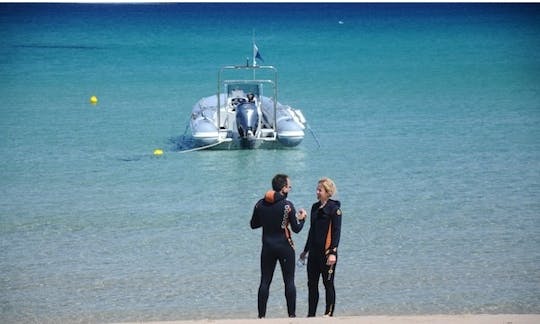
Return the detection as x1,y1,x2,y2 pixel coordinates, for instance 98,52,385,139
187,47,307,150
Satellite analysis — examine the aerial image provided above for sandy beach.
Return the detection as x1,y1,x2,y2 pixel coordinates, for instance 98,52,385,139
117,314,540,324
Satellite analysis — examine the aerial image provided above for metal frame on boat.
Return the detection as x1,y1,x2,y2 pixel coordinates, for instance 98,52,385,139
188,51,306,150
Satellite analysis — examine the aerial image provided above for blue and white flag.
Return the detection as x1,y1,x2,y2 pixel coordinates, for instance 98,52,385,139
253,44,264,65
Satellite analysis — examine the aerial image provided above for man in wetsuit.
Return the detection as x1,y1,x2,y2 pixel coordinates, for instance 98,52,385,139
250,174,307,318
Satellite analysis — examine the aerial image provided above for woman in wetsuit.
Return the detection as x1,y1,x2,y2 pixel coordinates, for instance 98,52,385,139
250,174,306,318
300,177,342,317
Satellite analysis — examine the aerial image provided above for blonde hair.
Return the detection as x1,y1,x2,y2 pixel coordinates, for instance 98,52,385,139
318,177,337,197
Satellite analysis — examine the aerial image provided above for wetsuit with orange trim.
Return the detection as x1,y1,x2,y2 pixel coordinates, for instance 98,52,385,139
302,199,342,317
250,190,305,318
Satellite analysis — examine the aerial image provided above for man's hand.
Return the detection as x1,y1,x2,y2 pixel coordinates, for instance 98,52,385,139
296,208,307,220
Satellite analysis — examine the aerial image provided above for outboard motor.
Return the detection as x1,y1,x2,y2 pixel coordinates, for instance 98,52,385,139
236,102,259,139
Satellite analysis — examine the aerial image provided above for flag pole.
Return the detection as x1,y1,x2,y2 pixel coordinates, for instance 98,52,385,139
252,45,256,68
252,42,256,79
252,30,257,79
252,29,256,67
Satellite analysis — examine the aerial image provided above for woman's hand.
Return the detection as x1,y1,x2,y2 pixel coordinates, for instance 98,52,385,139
326,254,336,266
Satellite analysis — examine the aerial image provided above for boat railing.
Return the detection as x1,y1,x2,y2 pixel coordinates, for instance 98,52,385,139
217,65,279,133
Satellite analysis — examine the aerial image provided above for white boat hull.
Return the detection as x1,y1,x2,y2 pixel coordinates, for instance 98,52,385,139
189,94,305,149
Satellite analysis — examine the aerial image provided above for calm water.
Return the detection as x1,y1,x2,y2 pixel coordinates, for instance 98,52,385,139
1,3,539,323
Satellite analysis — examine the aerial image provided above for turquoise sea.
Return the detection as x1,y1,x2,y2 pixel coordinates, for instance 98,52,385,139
1,3,539,323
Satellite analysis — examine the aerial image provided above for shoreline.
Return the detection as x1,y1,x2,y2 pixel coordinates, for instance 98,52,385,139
115,314,540,324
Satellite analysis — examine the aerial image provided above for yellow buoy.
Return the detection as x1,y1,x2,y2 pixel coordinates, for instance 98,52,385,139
90,95,98,105
153,149,164,156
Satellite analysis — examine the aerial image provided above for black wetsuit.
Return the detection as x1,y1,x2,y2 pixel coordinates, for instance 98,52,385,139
250,190,305,318
303,199,342,317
